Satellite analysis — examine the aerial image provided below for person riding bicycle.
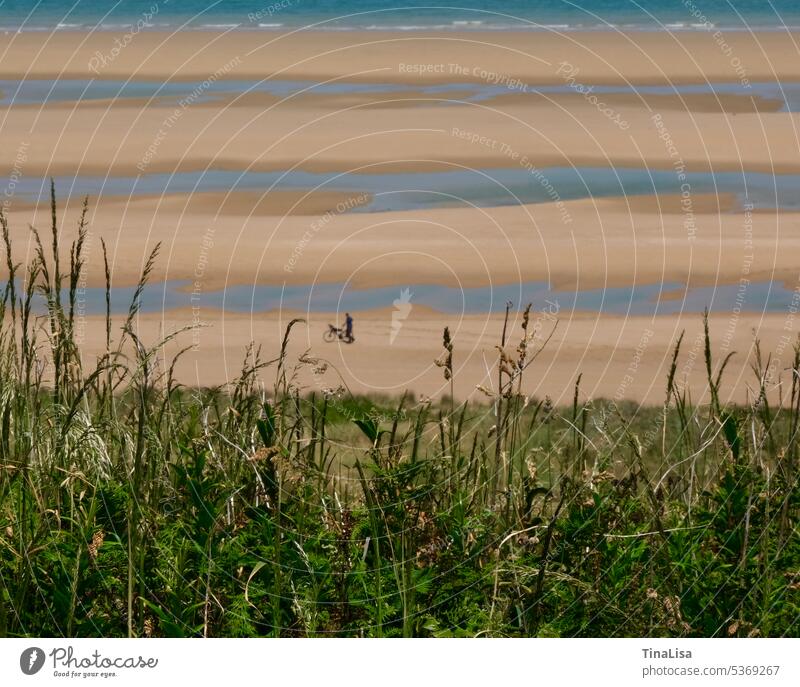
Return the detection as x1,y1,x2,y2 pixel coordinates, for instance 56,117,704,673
345,313,354,342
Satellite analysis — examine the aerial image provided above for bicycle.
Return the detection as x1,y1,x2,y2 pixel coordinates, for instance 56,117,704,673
323,324,354,343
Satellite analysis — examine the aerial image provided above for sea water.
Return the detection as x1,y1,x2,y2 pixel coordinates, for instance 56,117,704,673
0,0,799,33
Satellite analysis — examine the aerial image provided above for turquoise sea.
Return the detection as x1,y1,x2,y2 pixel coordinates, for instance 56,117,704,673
1,0,800,32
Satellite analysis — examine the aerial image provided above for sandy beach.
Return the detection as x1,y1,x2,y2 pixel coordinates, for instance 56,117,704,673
59,307,799,407
1,31,800,177
0,193,795,291
3,29,800,84
1,81,800,176
1,28,799,403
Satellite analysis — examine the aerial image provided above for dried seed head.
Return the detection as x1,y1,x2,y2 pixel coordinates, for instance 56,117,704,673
436,327,454,381
495,346,512,364
475,384,495,398
88,530,105,560
248,446,280,463
542,396,554,423
521,303,531,331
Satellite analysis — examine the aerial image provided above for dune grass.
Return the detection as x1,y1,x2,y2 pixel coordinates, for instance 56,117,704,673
0,190,798,637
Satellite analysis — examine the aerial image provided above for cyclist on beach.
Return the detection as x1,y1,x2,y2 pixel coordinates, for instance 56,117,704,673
345,313,354,342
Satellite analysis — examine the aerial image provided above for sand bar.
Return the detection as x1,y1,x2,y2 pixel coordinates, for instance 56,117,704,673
0,195,793,291
2,30,800,85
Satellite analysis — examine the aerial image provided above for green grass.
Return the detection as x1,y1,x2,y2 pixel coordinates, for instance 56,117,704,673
0,190,797,637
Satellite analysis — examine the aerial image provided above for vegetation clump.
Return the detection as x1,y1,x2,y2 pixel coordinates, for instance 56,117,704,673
0,191,797,637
